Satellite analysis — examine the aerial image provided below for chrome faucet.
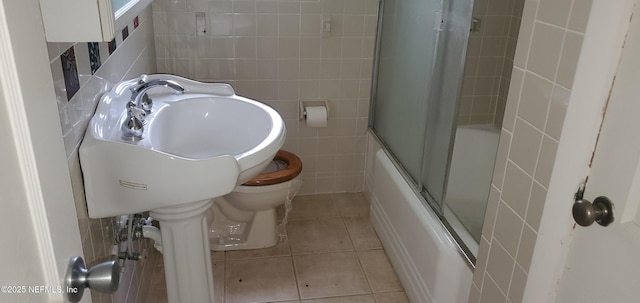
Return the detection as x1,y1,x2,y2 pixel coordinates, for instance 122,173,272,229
121,76,185,139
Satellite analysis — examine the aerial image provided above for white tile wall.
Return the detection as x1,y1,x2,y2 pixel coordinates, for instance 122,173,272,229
469,0,593,302
153,0,378,194
47,5,158,303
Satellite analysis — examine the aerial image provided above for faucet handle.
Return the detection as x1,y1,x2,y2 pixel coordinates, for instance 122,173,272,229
140,94,153,113
121,114,144,139
126,101,146,121
122,102,145,139
121,104,144,139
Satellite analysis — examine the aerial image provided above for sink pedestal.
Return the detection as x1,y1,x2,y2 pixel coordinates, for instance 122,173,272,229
150,199,215,303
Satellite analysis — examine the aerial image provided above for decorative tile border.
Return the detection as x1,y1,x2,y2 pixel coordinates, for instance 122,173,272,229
108,38,116,55
87,42,101,75
49,14,141,103
60,46,79,101
122,26,129,41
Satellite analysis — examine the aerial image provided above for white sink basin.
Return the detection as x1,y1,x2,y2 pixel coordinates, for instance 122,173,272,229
79,74,286,218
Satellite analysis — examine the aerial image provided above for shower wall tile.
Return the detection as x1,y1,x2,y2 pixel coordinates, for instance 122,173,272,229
502,67,524,132
48,6,157,303
568,0,593,32
493,201,524,256
491,130,510,190
545,85,570,140
509,118,543,175
525,182,547,230
482,185,501,238
536,0,572,27
501,161,532,218
526,22,564,80
459,0,523,126
486,239,516,293
474,237,491,287
153,0,377,194
478,275,507,303
513,0,537,68
515,224,537,270
469,284,481,303
533,136,558,187
515,70,550,131
472,0,593,302
507,265,528,303
556,32,584,89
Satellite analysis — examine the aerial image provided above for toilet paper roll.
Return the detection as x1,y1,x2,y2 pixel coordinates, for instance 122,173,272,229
305,106,328,127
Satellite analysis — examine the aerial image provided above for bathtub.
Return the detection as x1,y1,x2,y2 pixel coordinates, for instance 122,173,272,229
365,131,473,303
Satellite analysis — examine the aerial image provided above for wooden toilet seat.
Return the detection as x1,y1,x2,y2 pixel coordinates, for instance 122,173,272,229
242,150,302,186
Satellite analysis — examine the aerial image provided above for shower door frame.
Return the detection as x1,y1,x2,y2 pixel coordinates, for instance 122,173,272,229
368,0,476,265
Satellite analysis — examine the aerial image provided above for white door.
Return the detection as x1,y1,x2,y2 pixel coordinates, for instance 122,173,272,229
555,2,640,301
0,1,87,302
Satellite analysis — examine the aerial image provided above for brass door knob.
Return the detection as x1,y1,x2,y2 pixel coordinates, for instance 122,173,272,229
572,196,614,227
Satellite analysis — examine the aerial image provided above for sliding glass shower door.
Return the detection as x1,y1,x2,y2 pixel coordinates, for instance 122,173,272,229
370,0,475,255
371,0,444,182
420,0,473,208
372,0,472,203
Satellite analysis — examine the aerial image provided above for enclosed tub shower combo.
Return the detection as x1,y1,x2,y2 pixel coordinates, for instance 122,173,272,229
366,0,523,302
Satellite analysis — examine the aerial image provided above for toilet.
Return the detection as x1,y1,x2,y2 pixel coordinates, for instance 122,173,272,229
207,150,302,251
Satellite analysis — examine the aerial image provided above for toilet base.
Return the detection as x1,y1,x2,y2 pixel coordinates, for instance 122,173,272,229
208,200,279,251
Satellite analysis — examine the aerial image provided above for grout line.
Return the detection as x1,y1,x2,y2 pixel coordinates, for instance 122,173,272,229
289,247,304,302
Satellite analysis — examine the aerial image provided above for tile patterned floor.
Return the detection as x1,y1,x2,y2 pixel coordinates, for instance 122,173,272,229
145,193,409,303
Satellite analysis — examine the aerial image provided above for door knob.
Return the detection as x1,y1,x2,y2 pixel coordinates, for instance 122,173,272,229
65,256,120,302
572,196,614,227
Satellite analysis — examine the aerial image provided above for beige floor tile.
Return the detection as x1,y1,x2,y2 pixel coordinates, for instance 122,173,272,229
289,195,341,220
212,250,226,261
373,292,410,303
144,253,166,298
225,256,299,303
146,193,407,303
344,217,382,250
213,261,225,303
294,252,370,299
302,294,375,303
333,193,370,217
225,240,291,260
145,258,222,303
357,250,403,293
288,218,354,254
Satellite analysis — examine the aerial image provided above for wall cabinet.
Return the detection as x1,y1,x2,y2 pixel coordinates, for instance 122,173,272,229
39,0,151,42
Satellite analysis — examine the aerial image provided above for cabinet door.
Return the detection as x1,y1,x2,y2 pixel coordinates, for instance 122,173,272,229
40,0,115,42
39,0,150,42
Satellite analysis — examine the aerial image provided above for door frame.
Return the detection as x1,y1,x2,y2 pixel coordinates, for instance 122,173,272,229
0,0,84,301
522,0,638,302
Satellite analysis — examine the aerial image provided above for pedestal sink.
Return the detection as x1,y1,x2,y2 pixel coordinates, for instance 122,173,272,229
79,74,285,302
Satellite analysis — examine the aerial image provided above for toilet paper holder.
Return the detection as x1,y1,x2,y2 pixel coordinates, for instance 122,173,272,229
299,100,329,120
